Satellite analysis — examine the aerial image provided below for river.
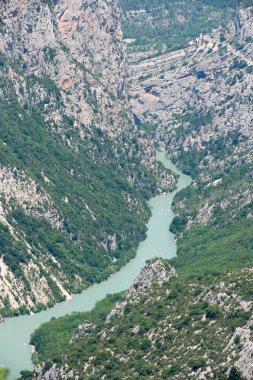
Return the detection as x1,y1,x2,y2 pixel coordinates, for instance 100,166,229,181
0,151,191,379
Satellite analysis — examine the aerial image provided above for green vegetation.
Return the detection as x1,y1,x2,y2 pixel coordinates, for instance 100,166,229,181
0,52,157,316
25,263,252,379
0,369,9,380
120,0,243,51
172,217,253,278
7,1,253,377
24,137,253,377
0,223,30,276
21,82,253,379
19,105,253,380
30,293,124,364
169,138,253,280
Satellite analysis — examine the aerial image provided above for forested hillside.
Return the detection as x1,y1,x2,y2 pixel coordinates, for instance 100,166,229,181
120,0,244,51
0,0,168,316
23,3,253,379
26,258,253,379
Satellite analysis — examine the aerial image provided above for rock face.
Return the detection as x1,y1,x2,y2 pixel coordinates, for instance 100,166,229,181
0,0,126,136
0,0,159,316
234,7,253,59
226,319,253,379
129,6,253,227
32,364,71,380
129,257,176,292
130,6,253,165
70,321,95,343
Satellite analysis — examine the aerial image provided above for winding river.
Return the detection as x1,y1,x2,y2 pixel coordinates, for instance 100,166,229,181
0,151,191,379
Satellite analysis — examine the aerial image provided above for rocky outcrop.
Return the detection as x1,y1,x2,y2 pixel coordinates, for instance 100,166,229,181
130,257,176,290
226,318,253,379
0,165,61,227
0,0,127,137
234,8,253,54
70,321,95,343
106,258,176,321
33,363,73,380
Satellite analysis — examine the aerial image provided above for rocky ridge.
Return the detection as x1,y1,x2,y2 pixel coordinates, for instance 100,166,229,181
129,6,253,227
106,258,176,321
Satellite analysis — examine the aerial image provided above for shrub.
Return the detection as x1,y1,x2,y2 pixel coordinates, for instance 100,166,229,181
189,357,206,371
228,367,245,380
206,305,220,319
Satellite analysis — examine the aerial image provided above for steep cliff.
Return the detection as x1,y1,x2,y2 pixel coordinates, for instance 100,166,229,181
15,5,253,379
0,0,126,136
130,6,253,232
0,0,162,316
2,1,253,378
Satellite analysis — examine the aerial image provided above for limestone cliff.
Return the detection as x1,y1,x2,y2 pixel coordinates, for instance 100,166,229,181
0,0,127,137
129,6,253,227
130,7,253,163
0,0,158,316
15,5,253,379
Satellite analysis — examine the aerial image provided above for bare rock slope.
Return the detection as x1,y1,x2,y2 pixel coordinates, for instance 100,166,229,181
130,6,253,227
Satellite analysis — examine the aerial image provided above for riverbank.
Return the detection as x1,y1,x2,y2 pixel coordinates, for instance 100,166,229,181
0,152,191,379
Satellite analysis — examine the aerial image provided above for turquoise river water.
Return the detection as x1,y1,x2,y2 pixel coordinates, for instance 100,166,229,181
0,151,191,379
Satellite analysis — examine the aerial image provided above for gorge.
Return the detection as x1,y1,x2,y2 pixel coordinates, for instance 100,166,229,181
0,152,191,379
0,0,252,379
